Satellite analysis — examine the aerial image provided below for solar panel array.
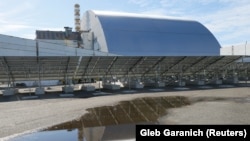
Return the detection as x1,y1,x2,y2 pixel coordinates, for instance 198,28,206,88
0,56,248,82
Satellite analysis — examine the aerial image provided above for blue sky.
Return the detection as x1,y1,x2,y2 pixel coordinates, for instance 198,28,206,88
0,0,249,47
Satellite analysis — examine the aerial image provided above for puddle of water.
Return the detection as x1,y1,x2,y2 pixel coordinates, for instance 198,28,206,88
92,92,111,96
198,86,213,89
218,85,235,88
122,90,137,93
149,89,165,92
9,130,79,141
174,87,190,90
9,96,190,141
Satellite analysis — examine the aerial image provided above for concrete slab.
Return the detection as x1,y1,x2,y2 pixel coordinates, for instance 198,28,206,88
122,90,137,93
59,94,75,97
149,88,165,92
219,85,235,88
62,86,74,93
82,85,95,91
198,86,213,89
126,82,144,89
92,92,111,95
35,88,45,95
103,84,120,90
21,96,39,100
3,89,16,96
174,87,190,90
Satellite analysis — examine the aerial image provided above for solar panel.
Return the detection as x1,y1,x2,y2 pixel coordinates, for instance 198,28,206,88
0,56,247,82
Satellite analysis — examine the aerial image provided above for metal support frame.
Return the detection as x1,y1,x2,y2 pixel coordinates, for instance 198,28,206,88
127,57,145,74
127,68,131,90
202,56,242,77
0,56,247,86
37,60,42,88
105,56,118,76
64,57,71,86
2,57,15,89
161,56,187,76
178,65,184,86
73,56,82,80
183,56,207,73
98,68,101,91
224,56,243,67
81,57,93,79
36,42,42,88
155,64,161,82
194,56,225,74
123,57,145,84
89,57,100,76
142,57,165,77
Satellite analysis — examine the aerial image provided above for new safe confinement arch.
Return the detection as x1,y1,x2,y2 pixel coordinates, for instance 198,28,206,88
81,10,221,56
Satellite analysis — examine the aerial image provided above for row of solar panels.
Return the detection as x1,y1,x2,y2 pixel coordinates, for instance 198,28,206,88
0,56,248,82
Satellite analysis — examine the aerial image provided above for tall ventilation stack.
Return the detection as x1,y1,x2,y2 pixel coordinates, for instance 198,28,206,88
74,4,81,32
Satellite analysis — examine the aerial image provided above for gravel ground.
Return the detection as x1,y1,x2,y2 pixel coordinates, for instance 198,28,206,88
0,87,250,140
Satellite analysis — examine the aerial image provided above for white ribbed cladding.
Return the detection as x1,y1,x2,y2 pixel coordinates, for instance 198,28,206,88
81,10,109,52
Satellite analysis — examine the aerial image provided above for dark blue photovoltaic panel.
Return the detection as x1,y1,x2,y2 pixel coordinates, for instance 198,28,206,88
96,14,221,56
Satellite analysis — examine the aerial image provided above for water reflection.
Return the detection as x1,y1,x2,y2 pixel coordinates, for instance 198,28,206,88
11,96,190,141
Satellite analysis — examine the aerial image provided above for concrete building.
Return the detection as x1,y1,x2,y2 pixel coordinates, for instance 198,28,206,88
36,27,83,48
220,42,249,55
0,33,113,56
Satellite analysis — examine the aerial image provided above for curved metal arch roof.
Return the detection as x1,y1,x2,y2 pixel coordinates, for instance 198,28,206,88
87,10,221,56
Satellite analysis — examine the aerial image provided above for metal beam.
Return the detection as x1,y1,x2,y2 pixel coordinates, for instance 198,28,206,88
206,56,243,76
2,57,15,86
81,57,92,78
222,56,243,68
37,57,42,88
89,57,100,75
127,57,145,74
0,56,249,82
161,56,187,76
73,56,82,80
64,57,71,85
183,56,207,73
105,56,118,76
142,57,165,77
194,56,225,74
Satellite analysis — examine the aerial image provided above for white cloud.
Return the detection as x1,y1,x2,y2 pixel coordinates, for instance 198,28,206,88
0,1,36,36
22,33,36,40
1,24,31,32
194,2,250,45
128,0,154,7
36,27,66,31
0,1,74,39
129,0,250,46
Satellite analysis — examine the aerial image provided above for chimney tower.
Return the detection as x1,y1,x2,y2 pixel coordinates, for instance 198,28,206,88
74,4,81,32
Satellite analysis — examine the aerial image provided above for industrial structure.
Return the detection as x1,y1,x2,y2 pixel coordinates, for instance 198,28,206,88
220,42,249,55
0,4,249,96
74,4,81,32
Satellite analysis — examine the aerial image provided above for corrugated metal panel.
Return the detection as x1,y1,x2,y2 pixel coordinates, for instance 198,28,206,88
221,44,250,55
36,31,82,41
0,34,115,56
